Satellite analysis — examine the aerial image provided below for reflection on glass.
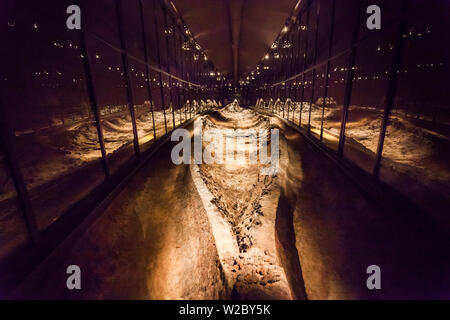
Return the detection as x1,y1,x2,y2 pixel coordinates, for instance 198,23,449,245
380,2,450,224
321,54,349,151
343,26,396,173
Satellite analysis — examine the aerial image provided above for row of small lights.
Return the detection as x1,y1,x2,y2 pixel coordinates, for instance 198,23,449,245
240,21,292,86
241,14,435,88
9,20,222,86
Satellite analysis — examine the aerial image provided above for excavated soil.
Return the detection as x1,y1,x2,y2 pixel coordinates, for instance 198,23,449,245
195,102,303,299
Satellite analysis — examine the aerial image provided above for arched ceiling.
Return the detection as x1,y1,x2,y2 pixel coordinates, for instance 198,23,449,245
170,0,300,82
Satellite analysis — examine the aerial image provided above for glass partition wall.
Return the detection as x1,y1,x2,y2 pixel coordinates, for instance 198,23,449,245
247,0,450,226
0,0,222,291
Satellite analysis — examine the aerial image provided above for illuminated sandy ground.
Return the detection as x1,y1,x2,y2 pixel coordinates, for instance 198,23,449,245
257,99,450,227
11,103,450,299
260,99,447,169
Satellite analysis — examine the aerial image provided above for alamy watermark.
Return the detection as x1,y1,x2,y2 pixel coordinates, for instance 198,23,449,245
66,265,81,290
170,119,280,176
366,265,381,290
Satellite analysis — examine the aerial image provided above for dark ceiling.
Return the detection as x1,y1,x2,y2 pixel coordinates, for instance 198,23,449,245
171,0,299,82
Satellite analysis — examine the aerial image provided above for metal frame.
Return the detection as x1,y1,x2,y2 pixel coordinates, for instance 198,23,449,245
115,0,141,157
153,0,169,134
139,0,157,142
78,29,111,179
319,0,336,141
0,102,39,244
373,0,409,177
162,5,177,130
337,0,363,157
0,0,221,259
307,0,321,133
249,0,412,182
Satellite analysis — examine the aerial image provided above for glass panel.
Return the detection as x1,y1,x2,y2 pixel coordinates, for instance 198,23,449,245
359,0,403,42
306,0,318,68
379,0,450,223
151,71,168,138
3,0,105,232
315,0,333,64
122,0,155,150
310,65,327,139
142,0,159,66
86,33,134,174
0,155,29,262
299,71,313,128
343,25,397,173
321,54,350,151
162,74,175,131
298,10,308,70
156,2,168,71
332,0,359,55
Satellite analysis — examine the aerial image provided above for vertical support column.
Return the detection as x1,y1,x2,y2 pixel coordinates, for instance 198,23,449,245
186,45,193,118
337,0,362,156
373,0,409,178
195,55,200,112
153,0,168,134
180,32,187,120
78,29,110,179
298,1,311,127
270,55,277,114
116,0,140,157
320,0,336,141
0,101,39,244
280,33,287,110
307,1,320,133
281,32,286,118
271,86,275,113
287,24,295,121
162,5,176,130
174,29,182,123
189,52,193,117
193,56,197,113
292,13,302,119
139,0,157,142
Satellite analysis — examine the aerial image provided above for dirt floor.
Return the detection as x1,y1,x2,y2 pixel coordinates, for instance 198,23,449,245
10,103,450,299
194,103,298,299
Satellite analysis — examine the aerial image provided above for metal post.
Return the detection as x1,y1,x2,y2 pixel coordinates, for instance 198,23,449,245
298,1,311,127
153,0,168,134
181,34,187,120
175,29,182,123
287,24,295,121
320,0,336,141
195,54,200,112
162,5,176,130
280,31,286,118
292,13,302,119
373,0,409,178
78,29,110,179
0,101,39,244
139,0,157,142
307,1,320,133
337,0,362,156
116,0,140,157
